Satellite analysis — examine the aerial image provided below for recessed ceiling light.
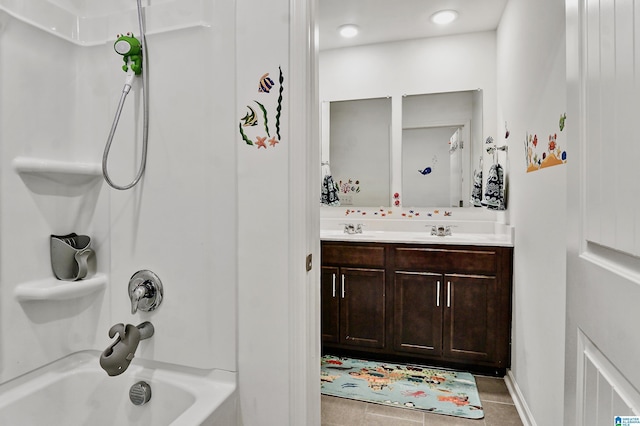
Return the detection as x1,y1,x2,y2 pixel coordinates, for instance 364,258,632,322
431,10,459,25
338,24,359,38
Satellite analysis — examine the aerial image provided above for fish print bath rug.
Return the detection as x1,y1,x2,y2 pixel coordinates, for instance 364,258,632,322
321,355,484,419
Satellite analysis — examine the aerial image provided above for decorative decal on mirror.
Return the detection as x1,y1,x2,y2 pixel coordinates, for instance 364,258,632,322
337,179,361,206
238,67,284,149
393,192,400,207
343,207,453,218
339,179,360,194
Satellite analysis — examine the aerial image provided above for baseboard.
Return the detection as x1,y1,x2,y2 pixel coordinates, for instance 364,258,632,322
504,369,537,426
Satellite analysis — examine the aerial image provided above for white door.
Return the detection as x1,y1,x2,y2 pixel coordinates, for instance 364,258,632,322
565,0,640,424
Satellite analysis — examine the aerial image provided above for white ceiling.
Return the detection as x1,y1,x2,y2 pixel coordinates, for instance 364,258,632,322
318,0,509,51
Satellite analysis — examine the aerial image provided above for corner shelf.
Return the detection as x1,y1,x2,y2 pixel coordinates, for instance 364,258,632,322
14,273,107,302
12,157,102,186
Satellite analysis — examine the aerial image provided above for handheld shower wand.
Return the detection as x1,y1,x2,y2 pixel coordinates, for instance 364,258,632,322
102,0,149,190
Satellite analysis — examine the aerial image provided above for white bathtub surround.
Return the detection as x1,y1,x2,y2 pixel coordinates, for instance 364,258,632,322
0,351,237,426
0,2,238,425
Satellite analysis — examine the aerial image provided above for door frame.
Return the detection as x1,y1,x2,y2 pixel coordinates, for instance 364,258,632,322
288,0,321,424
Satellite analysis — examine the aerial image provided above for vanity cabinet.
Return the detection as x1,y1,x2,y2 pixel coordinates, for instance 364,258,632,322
321,244,386,349
394,271,499,363
321,241,513,374
392,246,510,367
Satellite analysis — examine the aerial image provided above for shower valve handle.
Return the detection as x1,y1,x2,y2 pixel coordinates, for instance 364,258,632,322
128,270,163,315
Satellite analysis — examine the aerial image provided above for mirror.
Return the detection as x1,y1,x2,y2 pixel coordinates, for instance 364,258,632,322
401,90,482,207
325,97,391,206
321,90,482,208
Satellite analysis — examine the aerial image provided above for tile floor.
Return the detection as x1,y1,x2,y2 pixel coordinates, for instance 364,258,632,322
321,375,523,426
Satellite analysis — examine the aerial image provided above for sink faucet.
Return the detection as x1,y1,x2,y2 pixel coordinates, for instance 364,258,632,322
341,223,364,234
430,225,452,236
341,223,355,234
99,321,154,376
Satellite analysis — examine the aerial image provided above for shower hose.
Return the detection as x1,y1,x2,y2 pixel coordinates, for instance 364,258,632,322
102,0,149,190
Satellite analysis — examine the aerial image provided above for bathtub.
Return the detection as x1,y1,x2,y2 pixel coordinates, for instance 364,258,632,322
0,351,237,426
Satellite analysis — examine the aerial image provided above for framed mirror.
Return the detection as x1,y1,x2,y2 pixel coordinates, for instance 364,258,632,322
402,90,483,207
321,90,482,208
324,97,391,206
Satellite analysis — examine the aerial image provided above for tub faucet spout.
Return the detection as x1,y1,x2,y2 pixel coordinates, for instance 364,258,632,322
99,321,154,376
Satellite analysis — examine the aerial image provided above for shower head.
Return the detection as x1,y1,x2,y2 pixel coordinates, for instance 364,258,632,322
114,32,141,55
114,32,142,75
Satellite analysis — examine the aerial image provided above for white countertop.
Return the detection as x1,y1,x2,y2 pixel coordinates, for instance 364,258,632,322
320,229,514,247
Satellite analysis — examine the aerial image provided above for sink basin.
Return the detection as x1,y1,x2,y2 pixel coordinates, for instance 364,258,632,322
320,229,513,246
320,230,385,237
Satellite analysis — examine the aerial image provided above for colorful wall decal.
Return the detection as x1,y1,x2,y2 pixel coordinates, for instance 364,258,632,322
240,106,258,127
238,66,284,149
418,166,432,175
522,112,568,172
559,113,567,131
258,73,275,93
525,130,567,173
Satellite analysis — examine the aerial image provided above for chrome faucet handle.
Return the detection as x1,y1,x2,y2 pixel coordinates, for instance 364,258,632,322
340,223,355,234
429,225,453,236
128,270,163,315
130,285,147,315
355,223,365,234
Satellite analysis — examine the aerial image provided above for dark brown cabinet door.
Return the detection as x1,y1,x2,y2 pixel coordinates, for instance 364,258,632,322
340,267,386,349
393,271,443,356
443,274,498,363
321,266,340,344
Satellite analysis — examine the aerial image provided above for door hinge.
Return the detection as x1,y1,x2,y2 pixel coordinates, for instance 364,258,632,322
306,253,312,272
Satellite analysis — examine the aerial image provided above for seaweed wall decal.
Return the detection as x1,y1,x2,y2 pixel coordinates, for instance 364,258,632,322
254,101,270,137
238,66,285,150
276,66,283,141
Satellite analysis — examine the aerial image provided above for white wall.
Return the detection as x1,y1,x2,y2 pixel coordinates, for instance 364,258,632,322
0,15,109,382
496,0,567,424
106,22,238,372
236,0,320,421
236,0,294,423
